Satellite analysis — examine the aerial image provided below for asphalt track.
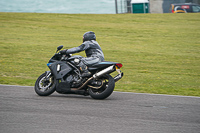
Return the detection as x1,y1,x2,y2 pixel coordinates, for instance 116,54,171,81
0,84,200,133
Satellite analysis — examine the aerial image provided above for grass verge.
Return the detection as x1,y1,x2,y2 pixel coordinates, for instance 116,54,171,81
0,12,199,96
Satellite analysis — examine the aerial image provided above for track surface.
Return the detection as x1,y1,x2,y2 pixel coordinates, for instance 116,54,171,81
0,85,200,133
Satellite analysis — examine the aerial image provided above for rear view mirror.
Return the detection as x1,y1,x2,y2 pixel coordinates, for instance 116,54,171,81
56,45,63,53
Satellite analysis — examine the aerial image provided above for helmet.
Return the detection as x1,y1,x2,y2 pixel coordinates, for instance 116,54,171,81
83,31,96,42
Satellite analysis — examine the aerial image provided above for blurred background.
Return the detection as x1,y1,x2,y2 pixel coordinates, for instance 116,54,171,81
0,0,199,14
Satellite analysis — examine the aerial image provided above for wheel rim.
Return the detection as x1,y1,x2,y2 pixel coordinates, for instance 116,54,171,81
39,77,53,92
90,79,108,94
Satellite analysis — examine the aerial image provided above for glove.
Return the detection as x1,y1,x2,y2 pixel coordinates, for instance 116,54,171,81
59,49,67,54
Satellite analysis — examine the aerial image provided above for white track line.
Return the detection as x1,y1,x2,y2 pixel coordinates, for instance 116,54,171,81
1,84,200,98
114,91,200,99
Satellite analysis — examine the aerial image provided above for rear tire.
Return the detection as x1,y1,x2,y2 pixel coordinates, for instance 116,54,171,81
89,74,115,100
35,72,56,96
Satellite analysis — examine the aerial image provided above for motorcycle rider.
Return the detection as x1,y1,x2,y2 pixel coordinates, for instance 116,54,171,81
60,31,104,77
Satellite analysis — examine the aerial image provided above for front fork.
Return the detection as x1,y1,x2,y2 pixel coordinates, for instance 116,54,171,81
45,71,52,80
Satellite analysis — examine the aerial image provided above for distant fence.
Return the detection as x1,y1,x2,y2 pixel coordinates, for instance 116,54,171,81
115,0,131,14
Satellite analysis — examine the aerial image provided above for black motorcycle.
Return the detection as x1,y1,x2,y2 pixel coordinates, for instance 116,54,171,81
35,45,123,99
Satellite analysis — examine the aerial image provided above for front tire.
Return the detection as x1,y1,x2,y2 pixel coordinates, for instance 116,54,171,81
89,74,115,100
35,72,56,96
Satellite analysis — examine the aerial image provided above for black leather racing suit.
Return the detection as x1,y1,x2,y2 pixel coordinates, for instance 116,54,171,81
66,40,104,67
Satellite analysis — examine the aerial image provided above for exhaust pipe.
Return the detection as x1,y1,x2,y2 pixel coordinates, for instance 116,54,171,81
114,67,123,82
71,77,94,90
71,65,115,90
93,65,115,79
114,72,124,82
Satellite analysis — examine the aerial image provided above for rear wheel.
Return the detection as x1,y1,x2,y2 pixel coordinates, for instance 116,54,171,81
35,72,56,96
89,74,115,100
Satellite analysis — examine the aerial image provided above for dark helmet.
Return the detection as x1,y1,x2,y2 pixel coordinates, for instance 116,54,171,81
83,31,96,42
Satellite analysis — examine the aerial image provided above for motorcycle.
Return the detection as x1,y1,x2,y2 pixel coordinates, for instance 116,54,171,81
34,45,123,99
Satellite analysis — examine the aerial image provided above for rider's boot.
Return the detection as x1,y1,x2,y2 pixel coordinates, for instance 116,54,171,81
81,69,91,77
79,62,91,77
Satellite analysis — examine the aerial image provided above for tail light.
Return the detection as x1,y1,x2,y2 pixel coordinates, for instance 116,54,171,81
116,63,123,68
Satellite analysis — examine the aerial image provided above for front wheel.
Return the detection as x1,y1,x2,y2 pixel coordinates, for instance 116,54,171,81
35,72,56,96
89,74,115,100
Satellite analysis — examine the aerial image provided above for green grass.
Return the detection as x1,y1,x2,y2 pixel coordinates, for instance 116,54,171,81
0,12,200,96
